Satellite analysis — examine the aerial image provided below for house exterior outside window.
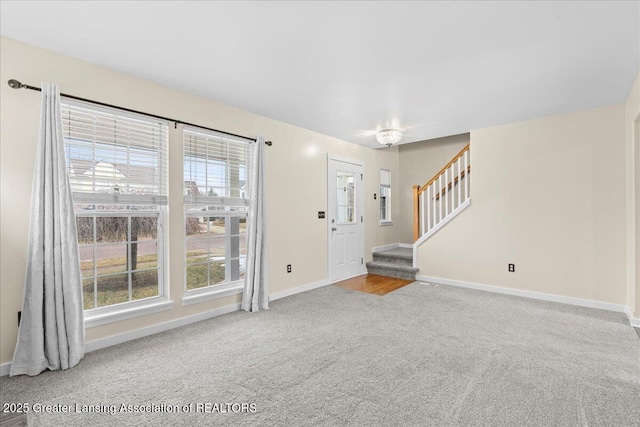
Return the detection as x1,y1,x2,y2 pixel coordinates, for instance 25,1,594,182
380,169,392,225
183,127,251,301
62,100,169,318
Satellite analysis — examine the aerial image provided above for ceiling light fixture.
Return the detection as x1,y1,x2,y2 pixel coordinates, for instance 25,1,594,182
376,128,403,147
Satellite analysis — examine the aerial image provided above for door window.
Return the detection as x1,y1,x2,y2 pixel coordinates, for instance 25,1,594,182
336,171,355,223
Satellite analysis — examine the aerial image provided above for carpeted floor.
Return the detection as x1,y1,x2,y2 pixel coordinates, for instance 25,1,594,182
1,283,639,426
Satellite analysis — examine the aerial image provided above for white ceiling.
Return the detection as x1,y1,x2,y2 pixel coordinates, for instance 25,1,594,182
1,1,639,148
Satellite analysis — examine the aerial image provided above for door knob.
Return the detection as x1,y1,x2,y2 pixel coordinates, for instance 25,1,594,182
331,227,337,231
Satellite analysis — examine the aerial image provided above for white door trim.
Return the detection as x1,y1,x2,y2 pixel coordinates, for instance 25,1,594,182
327,154,365,283
327,153,364,166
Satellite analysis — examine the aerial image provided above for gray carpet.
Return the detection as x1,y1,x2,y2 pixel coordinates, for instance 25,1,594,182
1,283,639,426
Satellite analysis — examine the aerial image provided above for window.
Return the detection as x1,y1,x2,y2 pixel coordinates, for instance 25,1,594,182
183,127,250,294
336,171,356,223
62,100,168,313
380,169,391,224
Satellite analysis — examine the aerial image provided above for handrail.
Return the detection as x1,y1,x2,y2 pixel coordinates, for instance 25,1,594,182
433,166,470,200
413,143,471,242
419,143,470,194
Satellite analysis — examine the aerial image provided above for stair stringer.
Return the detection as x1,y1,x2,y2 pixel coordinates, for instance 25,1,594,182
412,198,471,268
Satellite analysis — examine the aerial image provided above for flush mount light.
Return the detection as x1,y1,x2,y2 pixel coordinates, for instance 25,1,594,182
376,128,403,147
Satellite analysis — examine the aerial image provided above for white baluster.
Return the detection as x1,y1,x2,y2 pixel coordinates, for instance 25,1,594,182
457,157,462,207
420,190,425,236
426,185,431,232
445,164,454,212
447,165,451,212
445,168,449,216
438,173,443,222
432,183,436,228
464,150,469,199
452,167,455,213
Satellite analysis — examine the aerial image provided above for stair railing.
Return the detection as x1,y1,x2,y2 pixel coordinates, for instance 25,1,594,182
413,144,470,242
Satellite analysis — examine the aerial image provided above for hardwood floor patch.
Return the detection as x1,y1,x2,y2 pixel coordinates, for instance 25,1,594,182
334,274,413,295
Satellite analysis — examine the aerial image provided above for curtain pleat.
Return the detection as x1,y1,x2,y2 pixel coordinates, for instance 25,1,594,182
241,137,268,312
11,83,85,376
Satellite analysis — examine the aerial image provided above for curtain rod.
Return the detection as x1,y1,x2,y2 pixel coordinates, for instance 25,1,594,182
7,79,272,146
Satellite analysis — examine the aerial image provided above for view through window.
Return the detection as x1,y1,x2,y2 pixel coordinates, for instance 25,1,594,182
183,128,250,291
380,169,391,222
62,101,168,311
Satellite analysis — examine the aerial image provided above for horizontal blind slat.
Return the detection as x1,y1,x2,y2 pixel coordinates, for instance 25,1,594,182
62,101,168,206
183,128,250,204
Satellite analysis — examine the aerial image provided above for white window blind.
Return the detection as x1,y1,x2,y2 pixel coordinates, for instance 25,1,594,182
380,169,391,186
183,127,250,207
61,100,169,205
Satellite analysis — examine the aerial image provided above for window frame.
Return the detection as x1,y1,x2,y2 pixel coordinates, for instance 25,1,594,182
379,169,392,225
76,209,168,317
61,98,171,326
61,99,169,205
182,126,251,303
183,209,248,304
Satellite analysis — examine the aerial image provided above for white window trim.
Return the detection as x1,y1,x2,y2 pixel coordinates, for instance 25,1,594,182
183,210,248,296
85,297,173,328
380,188,391,224
183,126,251,298
82,208,170,328
63,99,170,323
182,280,244,306
380,169,392,224
61,98,169,205
75,206,169,323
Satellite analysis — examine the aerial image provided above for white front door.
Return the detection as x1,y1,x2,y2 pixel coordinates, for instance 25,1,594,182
328,156,364,282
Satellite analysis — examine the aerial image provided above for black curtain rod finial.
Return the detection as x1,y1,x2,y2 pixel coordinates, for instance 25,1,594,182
8,79,24,89
265,141,272,146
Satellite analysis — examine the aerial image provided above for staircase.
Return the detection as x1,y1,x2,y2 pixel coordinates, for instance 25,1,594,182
413,143,471,246
366,247,418,280
366,144,471,280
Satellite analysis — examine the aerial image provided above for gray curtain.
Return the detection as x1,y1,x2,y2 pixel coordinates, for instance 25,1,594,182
11,83,84,376
242,137,269,312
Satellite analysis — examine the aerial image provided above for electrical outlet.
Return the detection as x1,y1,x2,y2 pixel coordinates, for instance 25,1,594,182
287,264,292,273
508,264,515,272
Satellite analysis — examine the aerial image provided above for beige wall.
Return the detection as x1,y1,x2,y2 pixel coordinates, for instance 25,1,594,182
627,72,640,318
636,119,640,318
398,134,470,243
416,104,627,305
0,37,401,365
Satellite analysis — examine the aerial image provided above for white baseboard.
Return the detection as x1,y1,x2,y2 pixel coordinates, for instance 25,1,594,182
270,279,330,302
417,275,628,314
372,243,413,253
86,303,242,353
0,362,10,377
372,243,399,252
90,276,337,354
624,306,640,328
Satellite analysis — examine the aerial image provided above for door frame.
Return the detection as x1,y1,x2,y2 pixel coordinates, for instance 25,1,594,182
327,154,365,283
